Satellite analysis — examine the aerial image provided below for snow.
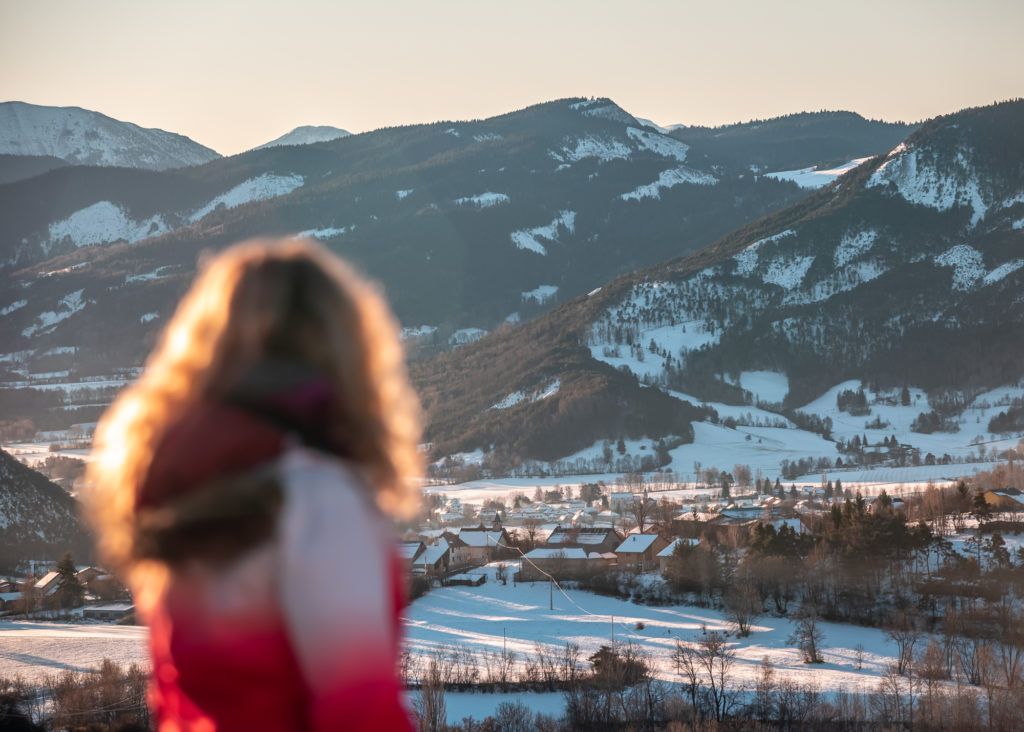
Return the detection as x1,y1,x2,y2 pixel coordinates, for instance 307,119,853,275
521,285,558,303
125,265,176,283
614,534,660,553
669,389,794,427
140,312,159,323
396,189,414,200
405,563,908,702
402,325,438,339
1,300,27,315
22,289,88,337
556,136,631,163
785,259,889,305
445,128,460,137
797,379,1024,463
736,371,789,404
763,255,814,290
450,328,488,345
763,158,869,189
188,174,304,223
510,211,576,256
590,320,720,383
1013,218,1024,231
490,380,560,410
733,230,795,277
982,259,1024,286
662,420,840,480
570,101,637,125
0,619,149,683
473,133,502,142
867,145,988,226
833,230,878,267
46,201,168,251
251,125,349,150
455,192,509,208
625,127,690,162
297,226,353,240
934,245,985,291
0,101,220,170
491,391,527,410
526,547,588,560
620,166,717,201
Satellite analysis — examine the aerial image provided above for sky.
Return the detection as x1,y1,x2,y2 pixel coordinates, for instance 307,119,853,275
1,0,1022,156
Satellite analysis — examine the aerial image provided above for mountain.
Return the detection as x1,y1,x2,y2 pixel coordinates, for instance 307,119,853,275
0,448,93,572
411,99,1024,471
669,111,915,175
252,125,351,150
0,154,68,185
0,101,221,171
0,97,914,439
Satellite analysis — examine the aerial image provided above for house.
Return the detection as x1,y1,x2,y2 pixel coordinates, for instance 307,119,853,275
546,527,623,554
452,527,511,563
82,603,135,622
614,533,670,573
34,571,61,597
983,489,1024,511
657,537,699,574
0,592,21,612
397,541,426,568
75,567,103,585
518,547,611,581
416,539,451,576
441,532,472,566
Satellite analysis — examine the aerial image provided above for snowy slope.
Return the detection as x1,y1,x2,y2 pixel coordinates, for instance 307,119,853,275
0,102,220,170
251,125,350,150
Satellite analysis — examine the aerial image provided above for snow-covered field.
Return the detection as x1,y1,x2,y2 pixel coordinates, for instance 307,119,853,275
405,564,902,721
0,619,149,682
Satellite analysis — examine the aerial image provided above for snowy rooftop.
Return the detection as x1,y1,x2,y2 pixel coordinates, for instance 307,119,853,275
615,534,661,553
524,548,587,560
657,538,698,557
457,529,505,548
420,539,450,566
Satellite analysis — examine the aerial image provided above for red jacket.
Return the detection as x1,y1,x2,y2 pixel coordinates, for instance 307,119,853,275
138,422,412,730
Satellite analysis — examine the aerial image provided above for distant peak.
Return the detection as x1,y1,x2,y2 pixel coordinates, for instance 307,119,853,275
251,125,350,151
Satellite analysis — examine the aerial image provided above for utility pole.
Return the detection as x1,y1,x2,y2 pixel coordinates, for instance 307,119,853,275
549,578,553,610
611,615,614,645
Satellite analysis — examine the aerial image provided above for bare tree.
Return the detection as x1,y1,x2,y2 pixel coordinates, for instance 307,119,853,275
628,493,653,534
788,609,824,664
733,464,753,491
417,658,446,732
724,584,762,638
694,627,738,722
753,656,776,724
886,610,922,675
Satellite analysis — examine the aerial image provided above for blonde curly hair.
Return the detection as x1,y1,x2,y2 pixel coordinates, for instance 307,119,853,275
85,238,422,583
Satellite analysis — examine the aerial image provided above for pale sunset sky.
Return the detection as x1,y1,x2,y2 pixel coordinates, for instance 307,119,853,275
1,0,1021,156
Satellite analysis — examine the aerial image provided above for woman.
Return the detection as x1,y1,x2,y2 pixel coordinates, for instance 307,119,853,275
85,238,421,730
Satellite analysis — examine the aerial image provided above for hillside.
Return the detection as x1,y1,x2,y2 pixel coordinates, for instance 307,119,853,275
252,125,351,150
413,99,1024,470
0,101,221,171
0,97,908,401
0,448,93,572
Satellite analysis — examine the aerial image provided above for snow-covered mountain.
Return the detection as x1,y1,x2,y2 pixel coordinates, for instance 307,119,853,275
0,449,93,571
410,100,1024,469
0,102,221,170
0,97,915,453
251,125,350,150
